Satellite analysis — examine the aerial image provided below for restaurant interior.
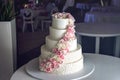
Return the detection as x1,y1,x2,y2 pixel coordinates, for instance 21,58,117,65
0,0,120,80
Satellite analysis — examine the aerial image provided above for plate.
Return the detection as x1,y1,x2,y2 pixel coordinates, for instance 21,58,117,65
25,58,95,80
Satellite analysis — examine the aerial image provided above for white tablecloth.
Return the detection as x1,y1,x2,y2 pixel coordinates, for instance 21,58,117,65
90,6,120,12
75,23,120,56
76,3,90,10
111,0,120,7
76,3,99,10
84,12,120,23
11,53,120,80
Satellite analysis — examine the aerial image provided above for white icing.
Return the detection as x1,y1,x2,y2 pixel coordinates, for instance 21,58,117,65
41,44,82,63
46,36,77,51
39,56,83,75
39,13,84,75
49,27,66,40
52,18,69,29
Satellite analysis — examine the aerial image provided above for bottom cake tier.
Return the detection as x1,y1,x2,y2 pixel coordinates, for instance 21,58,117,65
39,56,83,75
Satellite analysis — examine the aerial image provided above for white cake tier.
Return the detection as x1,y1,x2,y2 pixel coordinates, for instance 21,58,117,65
39,56,83,75
41,44,82,63
52,18,69,29
49,27,66,40
45,36,77,51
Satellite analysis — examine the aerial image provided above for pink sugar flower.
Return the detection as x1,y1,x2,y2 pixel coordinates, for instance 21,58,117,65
49,58,55,62
58,53,64,60
46,67,52,72
62,48,69,55
52,12,75,21
40,12,76,72
65,13,75,21
52,60,57,65
57,50,63,56
65,32,71,38
46,61,52,67
40,63,44,67
63,36,69,41
67,28,73,33
53,47,65,56
65,31,75,39
59,39,65,43
58,54,64,59
51,60,57,68
57,60,63,64
52,48,59,53
67,26,75,33
55,63,59,68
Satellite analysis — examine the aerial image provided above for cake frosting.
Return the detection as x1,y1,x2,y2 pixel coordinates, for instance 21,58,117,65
46,36,77,51
39,12,83,75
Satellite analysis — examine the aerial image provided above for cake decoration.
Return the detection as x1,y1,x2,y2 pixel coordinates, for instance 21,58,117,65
39,12,83,74
40,13,75,72
52,12,75,22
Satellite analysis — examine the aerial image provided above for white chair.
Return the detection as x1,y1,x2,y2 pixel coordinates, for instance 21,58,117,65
22,8,34,32
35,16,50,31
41,20,52,30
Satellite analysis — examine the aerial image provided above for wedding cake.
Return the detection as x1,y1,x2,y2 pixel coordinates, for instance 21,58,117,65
39,12,83,75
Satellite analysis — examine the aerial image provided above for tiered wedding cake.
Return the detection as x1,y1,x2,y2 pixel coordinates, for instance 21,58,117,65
39,12,83,75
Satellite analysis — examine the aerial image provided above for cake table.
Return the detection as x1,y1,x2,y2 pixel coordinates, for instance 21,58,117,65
75,23,120,57
10,53,120,80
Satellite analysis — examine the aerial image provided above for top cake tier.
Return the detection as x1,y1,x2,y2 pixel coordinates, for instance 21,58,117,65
52,12,75,29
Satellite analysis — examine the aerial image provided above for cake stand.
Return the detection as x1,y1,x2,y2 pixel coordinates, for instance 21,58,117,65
25,58,95,80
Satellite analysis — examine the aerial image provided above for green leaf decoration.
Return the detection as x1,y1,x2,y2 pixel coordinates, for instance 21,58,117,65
0,0,15,21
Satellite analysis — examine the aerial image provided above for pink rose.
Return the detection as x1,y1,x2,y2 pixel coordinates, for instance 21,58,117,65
59,39,65,43
58,60,63,64
46,68,52,72
58,54,64,59
63,36,69,41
